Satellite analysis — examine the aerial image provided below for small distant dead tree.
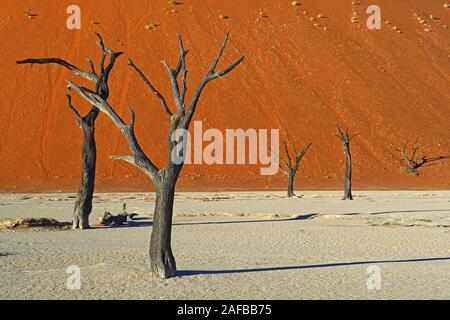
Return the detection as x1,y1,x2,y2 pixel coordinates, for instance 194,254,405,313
336,124,358,200
67,33,244,278
16,34,123,229
278,136,312,198
396,142,449,176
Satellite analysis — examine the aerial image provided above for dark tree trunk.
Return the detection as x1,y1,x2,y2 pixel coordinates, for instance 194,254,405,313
16,36,123,231
149,168,179,278
287,172,295,198
67,33,244,278
343,145,353,200
73,110,99,229
280,141,311,199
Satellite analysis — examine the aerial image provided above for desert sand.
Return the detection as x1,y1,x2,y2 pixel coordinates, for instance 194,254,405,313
1,191,449,299
1,0,450,192
1,0,449,302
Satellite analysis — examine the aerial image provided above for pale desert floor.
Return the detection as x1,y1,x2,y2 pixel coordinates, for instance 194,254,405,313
0,191,449,300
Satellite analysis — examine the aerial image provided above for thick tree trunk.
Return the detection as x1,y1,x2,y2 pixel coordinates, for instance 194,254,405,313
343,146,353,200
73,114,98,229
149,175,177,278
287,172,295,198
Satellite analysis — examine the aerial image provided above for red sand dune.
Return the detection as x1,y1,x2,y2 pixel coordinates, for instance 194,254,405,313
1,0,449,192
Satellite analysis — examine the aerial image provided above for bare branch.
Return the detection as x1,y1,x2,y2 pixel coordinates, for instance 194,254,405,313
336,123,356,144
67,80,98,105
104,51,124,80
95,33,107,73
67,80,160,179
293,143,312,172
174,34,189,77
128,58,173,117
208,33,230,74
66,94,82,125
283,141,292,168
162,60,182,110
287,134,299,155
16,58,98,82
211,56,245,79
396,141,449,176
128,107,136,130
96,50,124,99
111,155,136,165
110,156,147,173
278,164,289,175
296,143,313,163
279,135,312,197
87,59,97,77
279,157,290,171
177,34,188,106
184,33,244,128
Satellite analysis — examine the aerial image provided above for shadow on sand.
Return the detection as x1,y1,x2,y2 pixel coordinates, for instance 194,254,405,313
344,209,449,216
179,256,450,276
101,209,450,229
103,213,318,229
174,213,317,226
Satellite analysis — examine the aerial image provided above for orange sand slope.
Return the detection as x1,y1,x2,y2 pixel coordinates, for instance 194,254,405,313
1,0,449,192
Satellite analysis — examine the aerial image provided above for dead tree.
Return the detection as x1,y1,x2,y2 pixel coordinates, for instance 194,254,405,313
336,124,358,200
16,34,123,229
396,142,448,176
278,136,312,198
66,33,244,278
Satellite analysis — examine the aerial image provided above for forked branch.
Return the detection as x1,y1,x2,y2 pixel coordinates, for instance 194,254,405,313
128,59,173,117
279,139,313,175
66,80,160,179
183,32,244,127
336,123,358,145
396,142,449,176
65,94,84,127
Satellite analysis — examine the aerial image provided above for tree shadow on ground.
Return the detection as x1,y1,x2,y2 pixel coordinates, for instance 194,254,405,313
344,209,449,216
174,213,318,226
97,213,318,229
179,256,450,276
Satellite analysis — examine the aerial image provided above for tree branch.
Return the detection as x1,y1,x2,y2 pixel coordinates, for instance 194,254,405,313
16,58,98,82
128,58,173,117
66,94,83,126
177,34,188,106
162,60,182,110
211,56,245,79
283,141,292,168
183,33,244,128
67,80,160,179
111,155,136,166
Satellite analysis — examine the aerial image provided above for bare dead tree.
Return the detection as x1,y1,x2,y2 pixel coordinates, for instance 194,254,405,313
396,142,449,176
16,34,123,229
278,135,312,198
336,124,358,200
66,33,244,278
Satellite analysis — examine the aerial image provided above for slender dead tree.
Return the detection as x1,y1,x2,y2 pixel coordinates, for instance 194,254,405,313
278,136,312,198
396,142,448,176
66,33,244,278
336,124,358,200
16,34,123,229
